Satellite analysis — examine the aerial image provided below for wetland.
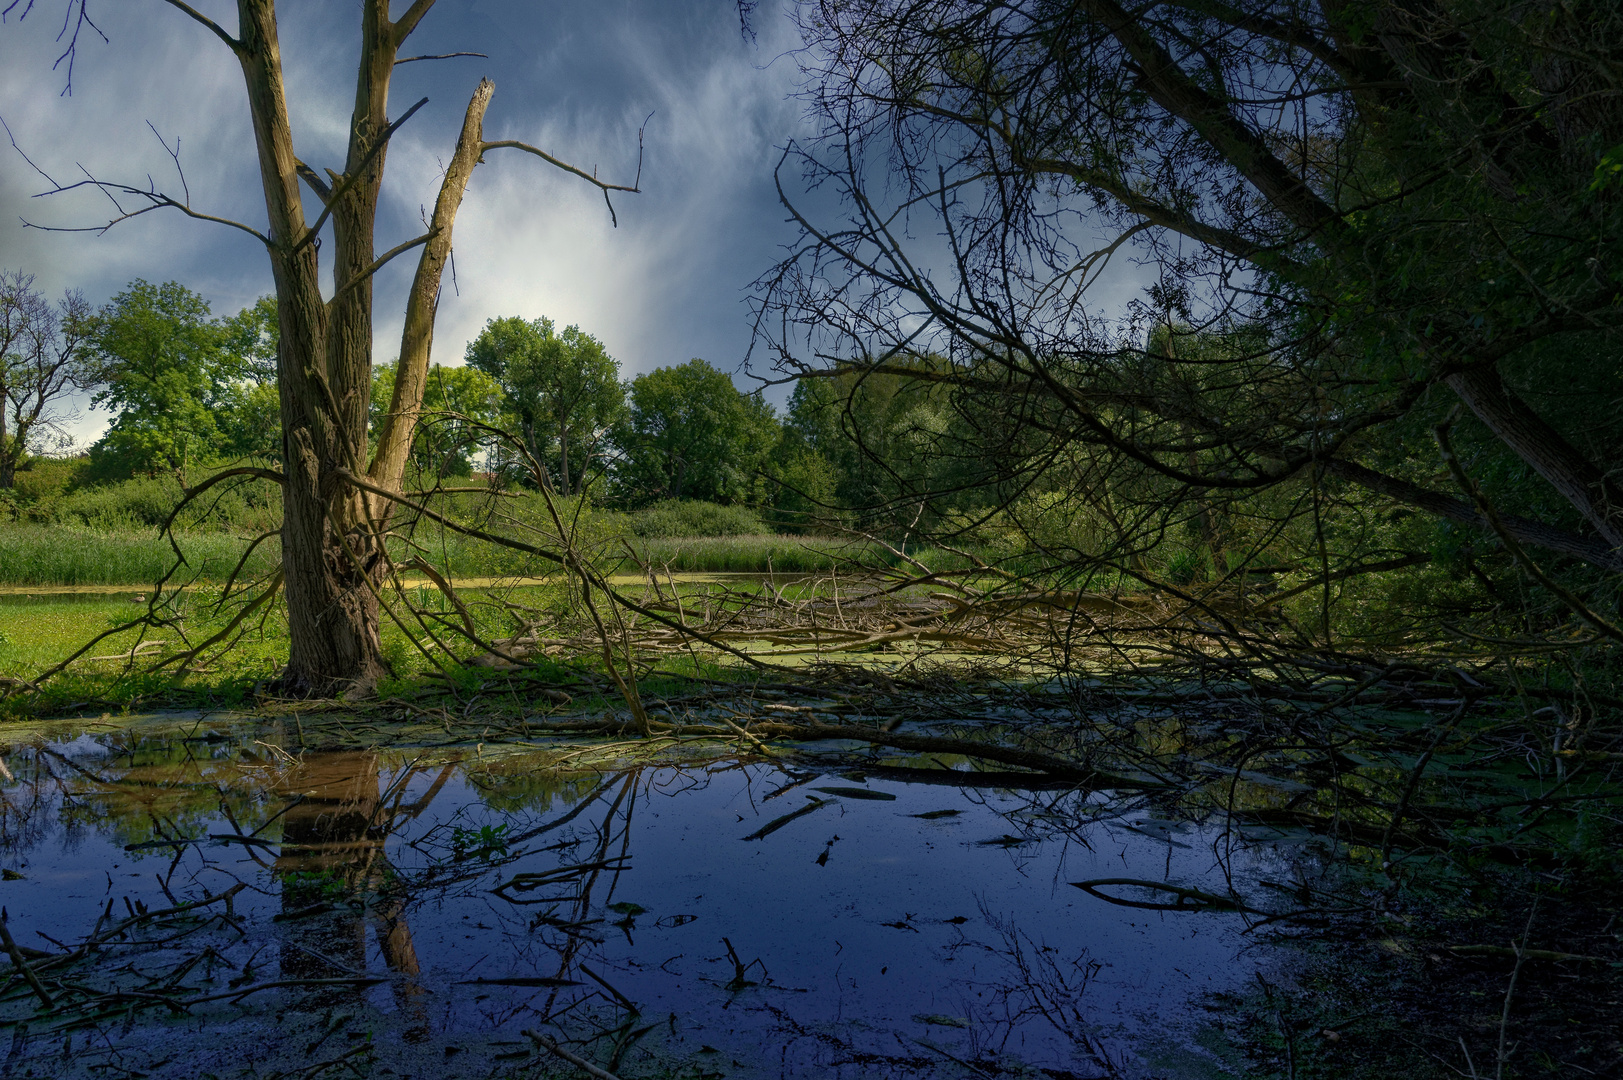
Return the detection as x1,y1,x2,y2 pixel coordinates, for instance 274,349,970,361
0,708,1293,1080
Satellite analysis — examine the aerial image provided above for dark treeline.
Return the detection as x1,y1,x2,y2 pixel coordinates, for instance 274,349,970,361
742,0,1623,651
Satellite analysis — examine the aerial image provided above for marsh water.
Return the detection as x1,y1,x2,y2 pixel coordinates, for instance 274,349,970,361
0,714,1307,1079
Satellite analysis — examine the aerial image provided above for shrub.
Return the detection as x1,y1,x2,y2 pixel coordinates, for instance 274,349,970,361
626,500,764,538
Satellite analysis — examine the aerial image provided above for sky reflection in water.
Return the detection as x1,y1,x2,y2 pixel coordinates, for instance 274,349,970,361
0,720,1285,1078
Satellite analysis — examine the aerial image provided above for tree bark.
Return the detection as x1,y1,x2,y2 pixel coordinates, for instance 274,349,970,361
1444,365,1623,553
231,0,493,697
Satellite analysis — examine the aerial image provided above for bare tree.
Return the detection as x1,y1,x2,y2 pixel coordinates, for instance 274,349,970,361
0,269,93,489
10,1,642,696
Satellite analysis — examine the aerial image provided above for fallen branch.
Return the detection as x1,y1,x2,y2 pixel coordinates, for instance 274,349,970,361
741,796,830,841
741,721,1165,788
85,641,168,663
523,1029,626,1080
0,909,55,1009
1446,944,1613,965
1070,878,1268,914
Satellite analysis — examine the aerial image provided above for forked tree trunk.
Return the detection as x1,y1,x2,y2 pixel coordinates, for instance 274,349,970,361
166,0,636,695
233,0,492,697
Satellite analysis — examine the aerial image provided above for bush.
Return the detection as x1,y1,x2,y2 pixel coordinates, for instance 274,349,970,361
10,457,83,500
49,476,186,530
15,473,282,534
626,500,764,538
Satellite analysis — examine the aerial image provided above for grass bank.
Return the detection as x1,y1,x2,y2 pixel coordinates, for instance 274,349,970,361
0,526,963,586
0,527,280,587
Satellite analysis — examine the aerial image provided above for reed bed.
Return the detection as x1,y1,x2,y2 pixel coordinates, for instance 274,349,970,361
0,525,936,586
0,527,277,587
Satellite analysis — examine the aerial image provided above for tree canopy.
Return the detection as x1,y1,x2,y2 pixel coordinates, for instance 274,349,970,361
464,316,625,495
84,284,283,481
619,358,779,505
370,359,502,480
86,280,230,484
758,0,1623,601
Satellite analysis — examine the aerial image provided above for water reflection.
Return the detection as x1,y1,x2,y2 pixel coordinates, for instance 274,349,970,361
0,720,1297,1079
270,753,436,1033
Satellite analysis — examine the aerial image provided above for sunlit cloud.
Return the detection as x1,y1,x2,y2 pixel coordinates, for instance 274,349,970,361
2,1,815,447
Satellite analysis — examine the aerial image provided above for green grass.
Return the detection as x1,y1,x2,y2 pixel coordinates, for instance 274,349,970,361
0,525,930,586
0,581,729,717
0,526,279,587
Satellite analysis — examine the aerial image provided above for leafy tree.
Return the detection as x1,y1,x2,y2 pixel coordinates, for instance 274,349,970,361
773,362,1017,537
0,270,94,489
617,358,779,505
765,0,1623,584
215,295,281,463
86,280,227,484
465,316,625,495
371,361,502,479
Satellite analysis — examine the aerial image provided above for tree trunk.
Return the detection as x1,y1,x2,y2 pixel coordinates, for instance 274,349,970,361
1445,365,1623,553
1322,458,1623,572
0,405,12,489
369,79,495,500
557,417,571,497
232,0,494,697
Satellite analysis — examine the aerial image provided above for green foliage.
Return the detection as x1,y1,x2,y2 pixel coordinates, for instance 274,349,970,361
772,363,997,536
451,823,510,860
8,456,82,501
214,295,278,385
617,359,779,506
624,499,764,538
371,360,503,479
625,534,855,573
87,284,283,480
87,280,226,480
465,316,624,494
766,446,843,532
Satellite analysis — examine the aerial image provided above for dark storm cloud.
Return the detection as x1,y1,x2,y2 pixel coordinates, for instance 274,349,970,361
0,0,813,446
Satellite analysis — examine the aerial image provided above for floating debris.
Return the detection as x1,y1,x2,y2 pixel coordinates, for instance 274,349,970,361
814,785,897,800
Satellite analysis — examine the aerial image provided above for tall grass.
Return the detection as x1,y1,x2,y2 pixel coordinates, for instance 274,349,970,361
0,482,985,585
619,500,765,538
0,526,278,587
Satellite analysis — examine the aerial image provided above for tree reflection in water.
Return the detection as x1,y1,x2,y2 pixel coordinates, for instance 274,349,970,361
0,727,1278,1078
272,752,455,1034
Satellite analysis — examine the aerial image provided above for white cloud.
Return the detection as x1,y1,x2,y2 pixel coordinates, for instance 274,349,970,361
2,1,811,439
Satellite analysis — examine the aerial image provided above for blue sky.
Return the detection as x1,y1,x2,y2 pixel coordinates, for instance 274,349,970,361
1,0,820,447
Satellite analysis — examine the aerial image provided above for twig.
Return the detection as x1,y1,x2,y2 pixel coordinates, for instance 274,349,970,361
0,909,55,1009
523,1029,626,1080
1496,897,1540,1079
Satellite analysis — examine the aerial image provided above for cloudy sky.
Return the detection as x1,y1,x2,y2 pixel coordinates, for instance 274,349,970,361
0,0,828,447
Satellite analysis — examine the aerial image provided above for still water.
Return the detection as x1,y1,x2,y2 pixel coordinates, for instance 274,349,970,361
0,716,1294,1078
